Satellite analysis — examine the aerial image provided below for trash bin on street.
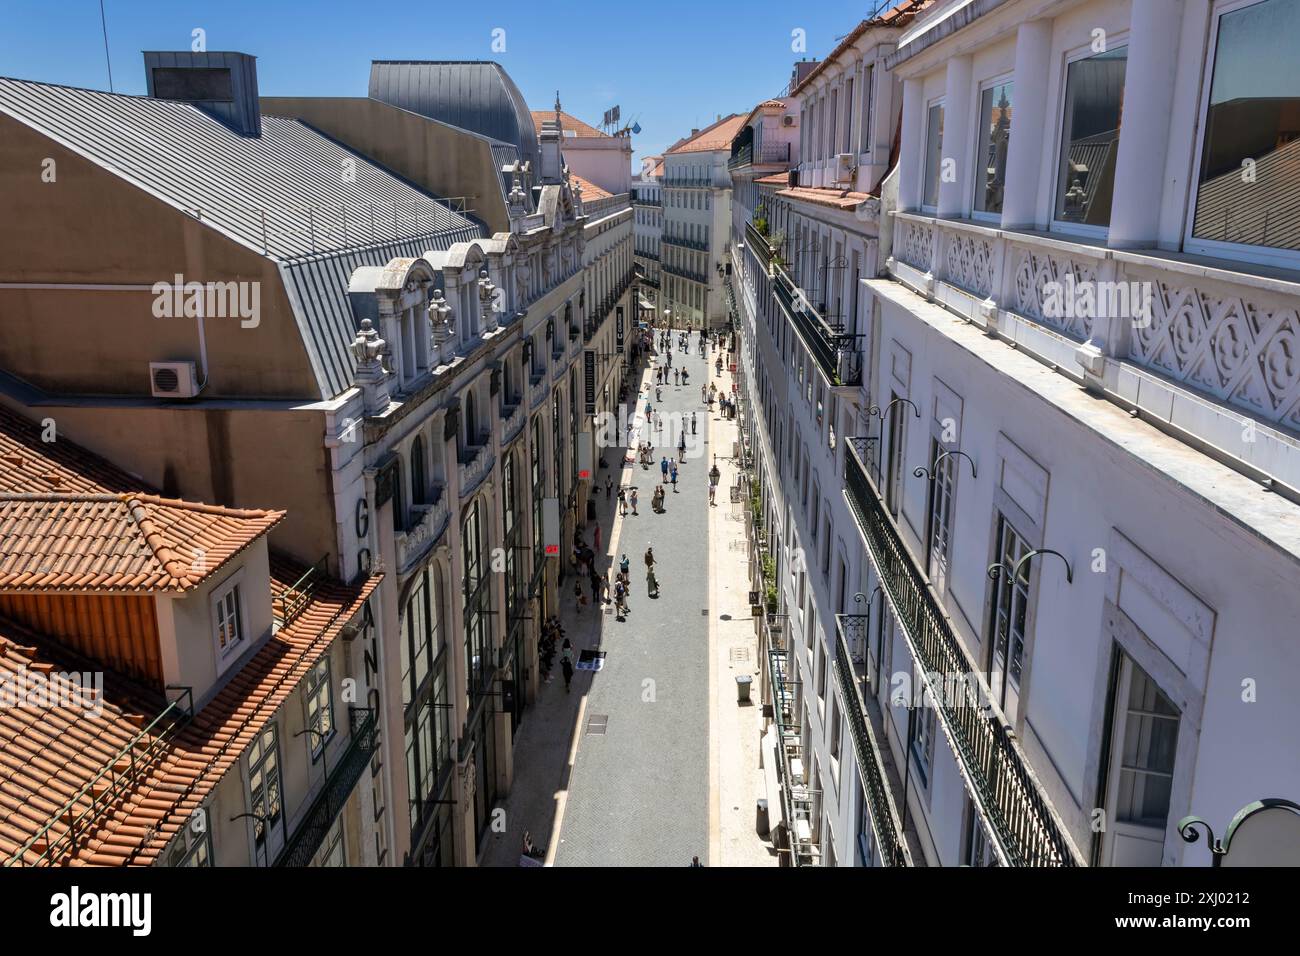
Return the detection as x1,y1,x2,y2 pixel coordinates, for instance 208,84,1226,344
756,798,770,837
736,673,753,704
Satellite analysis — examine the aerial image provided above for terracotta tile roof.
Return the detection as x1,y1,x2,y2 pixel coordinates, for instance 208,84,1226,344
740,98,789,128
666,114,748,154
756,172,791,185
0,559,381,866
0,405,140,496
776,185,875,210
570,173,612,201
0,493,285,594
531,109,608,139
790,0,933,96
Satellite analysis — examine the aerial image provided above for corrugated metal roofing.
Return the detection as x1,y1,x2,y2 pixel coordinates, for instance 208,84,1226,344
0,77,480,261
0,76,489,400
369,61,541,180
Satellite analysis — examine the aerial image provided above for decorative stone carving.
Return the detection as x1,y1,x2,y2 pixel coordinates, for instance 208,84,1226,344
428,288,453,364
350,319,390,417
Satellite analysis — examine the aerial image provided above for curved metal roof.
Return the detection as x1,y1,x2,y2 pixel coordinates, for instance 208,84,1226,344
368,61,540,176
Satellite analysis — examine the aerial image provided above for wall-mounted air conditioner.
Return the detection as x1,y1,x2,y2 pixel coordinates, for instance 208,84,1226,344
149,361,199,398
781,115,796,127
833,153,856,185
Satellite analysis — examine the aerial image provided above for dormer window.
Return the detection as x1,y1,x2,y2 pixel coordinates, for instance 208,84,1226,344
213,570,246,673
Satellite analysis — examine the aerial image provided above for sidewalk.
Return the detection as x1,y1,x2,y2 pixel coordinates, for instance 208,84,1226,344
706,352,778,867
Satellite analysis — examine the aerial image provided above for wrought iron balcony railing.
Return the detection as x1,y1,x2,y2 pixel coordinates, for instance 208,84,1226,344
834,615,912,867
275,707,378,867
729,142,791,169
772,265,863,386
663,263,708,285
842,439,1083,867
727,144,753,170
663,234,708,252
744,221,772,272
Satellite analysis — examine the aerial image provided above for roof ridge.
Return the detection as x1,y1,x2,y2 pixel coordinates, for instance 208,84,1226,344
121,494,196,586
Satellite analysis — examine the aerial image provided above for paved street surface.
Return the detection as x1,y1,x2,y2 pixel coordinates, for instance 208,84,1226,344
480,334,774,867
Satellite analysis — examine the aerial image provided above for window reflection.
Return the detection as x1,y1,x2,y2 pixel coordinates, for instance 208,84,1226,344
975,81,1013,215
1193,0,1300,250
1055,46,1127,227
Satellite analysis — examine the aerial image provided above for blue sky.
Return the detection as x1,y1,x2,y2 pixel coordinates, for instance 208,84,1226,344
0,0,880,166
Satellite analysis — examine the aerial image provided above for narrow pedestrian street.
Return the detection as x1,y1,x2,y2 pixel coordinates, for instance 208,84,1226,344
481,333,775,867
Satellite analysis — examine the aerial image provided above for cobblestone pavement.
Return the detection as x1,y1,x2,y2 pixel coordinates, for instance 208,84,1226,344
479,334,774,867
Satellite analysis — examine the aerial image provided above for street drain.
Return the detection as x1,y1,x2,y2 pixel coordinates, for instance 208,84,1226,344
586,714,609,736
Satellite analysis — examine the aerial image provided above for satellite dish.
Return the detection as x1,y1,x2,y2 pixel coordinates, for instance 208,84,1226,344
631,122,642,135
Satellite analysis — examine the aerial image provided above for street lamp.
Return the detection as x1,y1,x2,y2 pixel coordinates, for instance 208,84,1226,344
230,810,274,868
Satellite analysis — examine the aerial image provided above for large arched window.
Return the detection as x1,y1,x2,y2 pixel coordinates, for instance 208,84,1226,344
411,435,427,506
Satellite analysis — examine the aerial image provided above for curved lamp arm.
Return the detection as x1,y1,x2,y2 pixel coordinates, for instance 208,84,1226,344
914,449,978,481
868,397,921,425
987,548,1074,585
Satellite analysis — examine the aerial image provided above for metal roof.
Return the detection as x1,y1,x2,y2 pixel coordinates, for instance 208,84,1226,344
0,77,480,261
368,61,541,178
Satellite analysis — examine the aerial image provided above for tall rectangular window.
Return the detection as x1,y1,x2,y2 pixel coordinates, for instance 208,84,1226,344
987,514,1031,723
1054,46,1128,227
974,80,1014,216
922,103,945,209
248,725,282,847
305,656,335,757
1192,0,1300,252
925,439,956,595
860,65,874,153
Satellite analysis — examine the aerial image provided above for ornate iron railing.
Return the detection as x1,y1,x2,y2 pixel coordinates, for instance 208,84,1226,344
276,556,329,626
833,616,912,866
772,265,862,386
842,440,1082,867
275,706,378,867
745,221,772,272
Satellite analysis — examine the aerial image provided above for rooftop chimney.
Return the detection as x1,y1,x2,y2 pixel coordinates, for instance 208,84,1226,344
691,128,700,137
143,51,261,136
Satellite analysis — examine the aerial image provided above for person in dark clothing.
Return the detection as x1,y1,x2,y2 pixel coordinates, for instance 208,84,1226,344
560,639,575,692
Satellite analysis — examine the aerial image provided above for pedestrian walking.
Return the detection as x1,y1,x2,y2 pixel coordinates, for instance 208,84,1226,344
573,578,585,613
678,433,687,461
606,475,613,502
691,412,697,435
660,456,669,481
618,487,628,515
620,553,630,577
667,351,672,368
560,639,575,692
716,356,723,376
673,369,680,386
670,461,678,491
682,368,689,385
614,579,628,617
701,384,708,404
630,487,639,515
708,482,716,505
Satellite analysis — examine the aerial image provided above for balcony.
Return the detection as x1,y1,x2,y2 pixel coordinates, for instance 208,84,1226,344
457,442,494,498
663,176,713,188
842,438,1083,867
729,142,791,170
395,485,450,576
501,402,525,443
663,234,708,252
767,640,821,867
274,707,377,867
744,221,772,273
772,264,863,387
888,211,1300,493
582,192,631,221
663,263,708,285
833,615,913,867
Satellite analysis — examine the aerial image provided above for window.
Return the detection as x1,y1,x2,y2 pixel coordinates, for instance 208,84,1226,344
248,725,282,847
860,65,874,153
410,436,427,505
987,514,1032,721
974,80,1014,216
964,800,998,866
908,704,935,788
212,577,245,665
1114,663,1180,827
922,103,945,209
403,567,451,843
1054,45,1128,228
1191,0,1300,255
821,516,832,578
925,439,956,595
166,808,212,867
304,656,335,757
462,497,492,702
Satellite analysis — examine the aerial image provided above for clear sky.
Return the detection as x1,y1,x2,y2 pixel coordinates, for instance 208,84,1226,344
0,0,882,168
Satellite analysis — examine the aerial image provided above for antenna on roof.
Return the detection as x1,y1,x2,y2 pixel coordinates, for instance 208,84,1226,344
98,0,114,93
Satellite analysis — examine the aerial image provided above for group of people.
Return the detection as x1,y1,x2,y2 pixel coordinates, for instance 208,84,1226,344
538,617,575,691
655,364,689,387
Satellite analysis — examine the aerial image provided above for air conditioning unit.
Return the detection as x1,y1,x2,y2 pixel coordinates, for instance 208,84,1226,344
833,152,856,185
149,361,199,398
781,115,796,127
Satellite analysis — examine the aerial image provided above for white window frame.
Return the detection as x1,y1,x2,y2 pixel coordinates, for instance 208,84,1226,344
304,654,336,760
921,97,946,214
970,72,1015,224
1048,34,1131,240
166,806,213,867
211,568,247,676
1183,0,1300,269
